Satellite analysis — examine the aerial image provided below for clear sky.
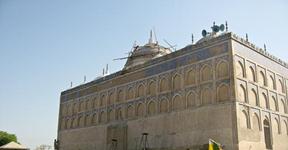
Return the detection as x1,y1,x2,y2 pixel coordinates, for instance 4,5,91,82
0,0,287,149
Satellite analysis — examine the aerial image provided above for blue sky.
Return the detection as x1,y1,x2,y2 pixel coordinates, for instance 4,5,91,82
0,0,287,149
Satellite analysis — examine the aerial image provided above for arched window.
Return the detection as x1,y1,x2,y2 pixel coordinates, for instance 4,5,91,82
238,84,247,102
258,71,265,86
240,110,249,128
263,119,272,149
236,61,245,78
249,89,258,106
147,101,156,116
201,65,212,82
148,81,156,95
160,77,169,92
202,88,211,105
247,66,256,82
172,95,184,110
217,61,229,78
160,98,168,113
137,84,145,97
252,113,260,131
186,70,196,85
187,91,196,107
172,74,181,90
136,103,145,117
217,84,229,102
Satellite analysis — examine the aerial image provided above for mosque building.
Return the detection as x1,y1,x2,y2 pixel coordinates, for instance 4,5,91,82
56,23,288,150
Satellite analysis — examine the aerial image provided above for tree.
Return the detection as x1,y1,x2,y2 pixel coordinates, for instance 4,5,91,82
0,131,18,146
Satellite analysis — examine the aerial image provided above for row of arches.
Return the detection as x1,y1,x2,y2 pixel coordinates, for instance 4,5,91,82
236,60,286,93
62,82,231,117
240,110,288,149
238,84,287,114
61,83,230,130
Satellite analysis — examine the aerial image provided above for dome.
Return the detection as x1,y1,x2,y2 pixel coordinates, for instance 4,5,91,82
123,31,171,70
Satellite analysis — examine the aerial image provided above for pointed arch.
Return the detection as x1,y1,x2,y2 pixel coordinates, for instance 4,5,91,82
216,61,229,78
72,117,78,128
260,93,269,109
186,69,196,85
268,75,275,90
147,101,156,116
92,113,97,125
136,103,145,117
108,109,115,122
273,118,280,134
80,101,85,112
66,119,71,129
85,114,91,126
271,96,278,111
236,61,245,78
78,115,85,127
247,66,256,82
187,91,196,107
127,87,134,100
73,102,78,114
148,81,156,95
172,74,181,90
249,88,258,106
127,105,134,119
240,110,249,128
259,71,266,86
116,107,124,120
159,77,169,92
108,92,114,105
99,111,106,123
137,84,145,97
238,84,247,102
217,84,229,102
201,87,211,105
117,90,124,102
100,94,106,107
279,99,286,114
160,98,169,113
277,79,284,93
252,113,260,131
172,94,184,110
201,65,212,82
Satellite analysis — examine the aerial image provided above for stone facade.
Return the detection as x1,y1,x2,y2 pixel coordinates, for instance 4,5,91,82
57,32,288,150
